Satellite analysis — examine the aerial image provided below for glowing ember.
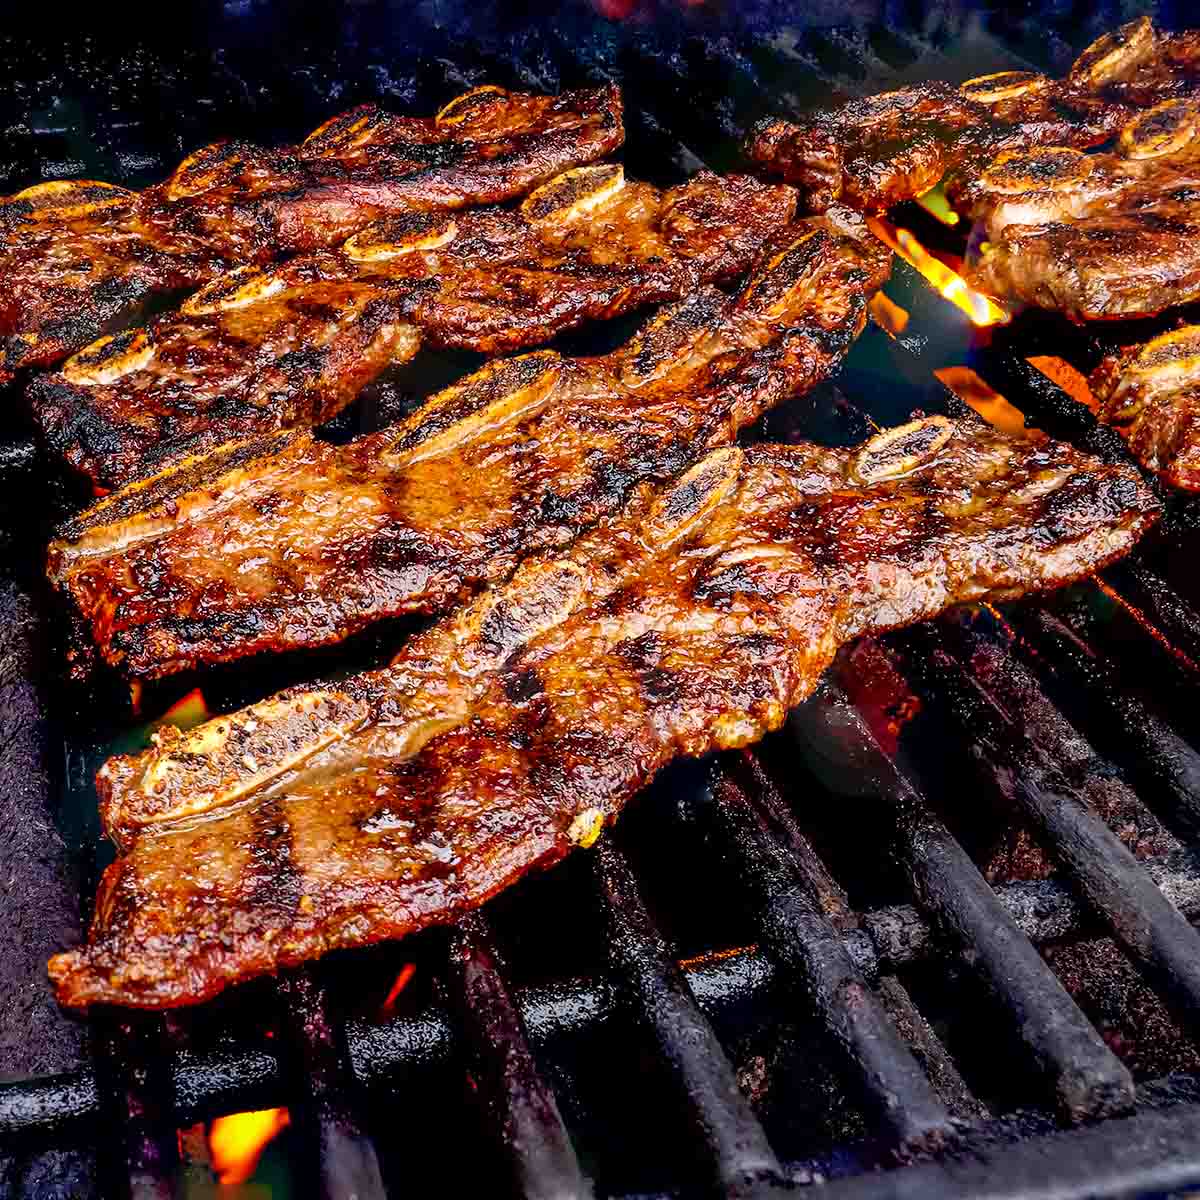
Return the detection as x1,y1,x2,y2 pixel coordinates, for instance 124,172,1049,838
209,1108,290,1185
1028,355,1099,413
868,292,910,336
867,217,1010,327
934,367,1045,441
161,687,210,732
379,962,417,1020
1092,575,1200,676
915,181,960,226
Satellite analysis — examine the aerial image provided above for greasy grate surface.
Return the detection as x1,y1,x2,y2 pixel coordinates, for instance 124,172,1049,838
4,3,1200,1198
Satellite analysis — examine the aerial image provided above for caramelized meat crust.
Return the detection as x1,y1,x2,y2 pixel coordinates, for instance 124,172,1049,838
963,97,1200,320
1090,326,1200,489
29,169,796,489
0,182,226,383
0,85,624,381
48,211,889,680
48,418,1158,1008
745,18,1197,214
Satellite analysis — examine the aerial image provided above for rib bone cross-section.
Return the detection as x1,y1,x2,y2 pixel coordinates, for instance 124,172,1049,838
746,18,1200,215
28,166,796,489
48,210,888,681
49,417,1159,1009
957,95,1200,321
0,84,624,381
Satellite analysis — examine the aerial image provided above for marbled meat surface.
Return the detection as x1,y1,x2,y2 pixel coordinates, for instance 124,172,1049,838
745,18,1198,214
29,166,795,489
960,96,1200,321
0,84,623,382
49,416,1159,1008
1090,325,1200,489
48,209,888,680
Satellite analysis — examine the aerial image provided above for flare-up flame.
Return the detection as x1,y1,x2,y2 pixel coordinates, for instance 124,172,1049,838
868,292,911,336
209,1108,290,1185
379,962,417,1020
867,217,1010,327
915,181,960,226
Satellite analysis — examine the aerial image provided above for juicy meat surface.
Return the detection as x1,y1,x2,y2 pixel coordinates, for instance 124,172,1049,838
745,18,1197,214
1090,325,1200,489
0,182,226,384
963,96,1200,320
0,85,624,381
29,167,796,489
48,417,1159,1008
49,209,889,680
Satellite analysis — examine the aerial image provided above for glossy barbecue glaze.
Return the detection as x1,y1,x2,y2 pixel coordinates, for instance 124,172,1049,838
48,417,1159,1008
744,18,1199,215
1091,325,1200,489
962,97,1200,320
48,211,888,680
29,168,796,489
0,84,624,382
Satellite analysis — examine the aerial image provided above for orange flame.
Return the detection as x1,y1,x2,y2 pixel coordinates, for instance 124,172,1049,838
209,1108,290,1185
1027,355,1098,413
867,217,1010,327
934,367,1045,441
915,182,960,226
161,687,210,731
868,292,910,337
379,962,417,1020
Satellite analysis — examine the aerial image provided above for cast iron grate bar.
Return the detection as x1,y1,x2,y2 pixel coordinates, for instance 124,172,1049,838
722,752,986,1124
871,973,987,1123
90,1012,178,1200
813,1100,1200,1200
895,623,1200,1039
704,765,956,1153
1007,607,1200,843
443,913,593,1200
8,841,1200,1147
275,969,387,1200
593,838,785,1196
790,677,1136,1124
1103,560,1200,673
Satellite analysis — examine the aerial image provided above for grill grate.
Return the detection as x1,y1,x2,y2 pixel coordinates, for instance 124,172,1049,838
4,4,1200,1197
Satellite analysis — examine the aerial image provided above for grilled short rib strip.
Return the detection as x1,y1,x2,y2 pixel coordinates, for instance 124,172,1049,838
961,97,1200,320
1089,326,1200,489
29,167,796,489
49,211,888,681
48,417,1159,1008
745,18,1197,215
0,85,623,382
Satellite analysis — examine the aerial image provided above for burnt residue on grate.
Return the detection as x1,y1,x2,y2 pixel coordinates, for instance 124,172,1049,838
0,577,95,1198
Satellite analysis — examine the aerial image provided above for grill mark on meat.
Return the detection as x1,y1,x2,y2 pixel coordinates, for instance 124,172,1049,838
48,418,1159,1009
48,210,890,682
244,797,304,940
0,85,625,382
28,170,796,489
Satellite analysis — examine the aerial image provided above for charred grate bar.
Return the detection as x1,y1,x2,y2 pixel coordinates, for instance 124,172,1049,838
594,839,786,1194
443,913,593,1200
788,683,1136,1125
275,970,387,1200
704,764,957,1154
4,843,1200,1147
